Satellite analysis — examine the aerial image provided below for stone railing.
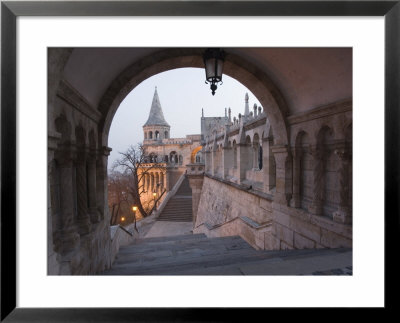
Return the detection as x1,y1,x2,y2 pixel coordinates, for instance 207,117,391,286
109,212,160,265
195,216,273,250
186,163,205,176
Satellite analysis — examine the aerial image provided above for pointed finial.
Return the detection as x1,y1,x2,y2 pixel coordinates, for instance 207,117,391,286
245,93,249,103
202,108,204,117
225,108,227,117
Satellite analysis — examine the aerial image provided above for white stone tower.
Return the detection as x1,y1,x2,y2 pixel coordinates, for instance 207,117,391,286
143,87,171,142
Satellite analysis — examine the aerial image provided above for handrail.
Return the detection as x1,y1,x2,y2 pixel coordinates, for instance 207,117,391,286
119,225,133,237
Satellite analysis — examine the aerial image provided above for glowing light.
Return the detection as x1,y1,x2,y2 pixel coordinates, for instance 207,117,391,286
132,206,138,212
121,217,125,222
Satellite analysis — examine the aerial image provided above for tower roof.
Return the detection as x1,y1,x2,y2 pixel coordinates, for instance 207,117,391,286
143,87,170,127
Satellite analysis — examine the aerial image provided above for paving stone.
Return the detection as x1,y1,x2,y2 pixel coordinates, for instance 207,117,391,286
102,233,352,276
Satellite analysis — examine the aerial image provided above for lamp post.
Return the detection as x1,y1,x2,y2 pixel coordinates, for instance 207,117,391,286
132,206,138,232
153,192,157,210
203,48,225,96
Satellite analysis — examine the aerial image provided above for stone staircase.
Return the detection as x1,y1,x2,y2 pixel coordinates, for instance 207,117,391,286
157,176,193,222
102,233,352,275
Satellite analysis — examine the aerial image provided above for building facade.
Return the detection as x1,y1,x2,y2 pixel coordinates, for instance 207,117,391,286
138,88,203,211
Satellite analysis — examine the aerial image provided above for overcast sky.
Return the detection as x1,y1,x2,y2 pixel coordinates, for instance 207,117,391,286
108,67,261,168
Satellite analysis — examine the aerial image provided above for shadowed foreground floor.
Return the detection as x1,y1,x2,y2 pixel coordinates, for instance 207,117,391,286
102,233,352,275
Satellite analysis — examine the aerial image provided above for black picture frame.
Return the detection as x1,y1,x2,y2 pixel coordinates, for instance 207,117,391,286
1,1,399,321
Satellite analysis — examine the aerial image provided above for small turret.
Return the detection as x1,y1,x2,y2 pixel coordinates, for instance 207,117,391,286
143,87,171,141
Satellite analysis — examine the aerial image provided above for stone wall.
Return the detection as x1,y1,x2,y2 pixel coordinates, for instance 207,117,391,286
194,176,273,250
198,98,353,251
48,80,112,275
271,203,352,249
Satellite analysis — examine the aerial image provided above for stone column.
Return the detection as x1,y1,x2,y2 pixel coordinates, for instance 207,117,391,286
96,146,112,222
186,164,205,227
211,146,217,176
263,137,276,192
87,155,100,224
237,143,248,184
58,151,80,256
204,149,211,174
290,148,302,208
271,145,290,205
165,167,171,192
222,146,231,179
309,146,324,216
333,147,352,224
75,149,91,235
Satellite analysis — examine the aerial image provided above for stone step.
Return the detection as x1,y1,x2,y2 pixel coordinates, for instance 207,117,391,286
157,216,192,220
103,230,352,276
131,233,207,245
160,211,192,214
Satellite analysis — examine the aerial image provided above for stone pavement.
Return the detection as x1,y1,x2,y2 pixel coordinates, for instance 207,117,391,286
102,233,352,276
144,221,193,238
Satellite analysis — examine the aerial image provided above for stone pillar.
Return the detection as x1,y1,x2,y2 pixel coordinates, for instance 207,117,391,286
237,143,248,184
96,146,112,222
222,146,231,179
204,149,211,174
58,152,80,257
309,146,324,216
211,147,217,176
333,147,352,224
186,164,205,227
87,155,100,224
271,145,290,205
263,137,275,192
75,149,91,235
165,167,171,192
290,148,302,208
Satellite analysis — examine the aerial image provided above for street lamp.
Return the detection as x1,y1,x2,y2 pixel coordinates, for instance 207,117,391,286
203,48,225,96
153,192,157,209
132,206,138,232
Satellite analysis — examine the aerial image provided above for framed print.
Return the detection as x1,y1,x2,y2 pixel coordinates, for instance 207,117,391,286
1,0,399,321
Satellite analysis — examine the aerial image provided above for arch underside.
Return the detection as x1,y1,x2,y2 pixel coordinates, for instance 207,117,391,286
48,48,353,275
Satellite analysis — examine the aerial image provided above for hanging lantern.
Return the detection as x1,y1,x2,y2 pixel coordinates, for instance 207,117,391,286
203,48,225,95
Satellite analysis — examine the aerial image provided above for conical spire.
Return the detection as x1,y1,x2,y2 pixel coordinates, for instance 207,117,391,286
143,87,170,127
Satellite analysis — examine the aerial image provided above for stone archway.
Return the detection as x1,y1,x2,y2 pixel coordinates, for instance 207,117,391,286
190,146,203,164
96,49,289,149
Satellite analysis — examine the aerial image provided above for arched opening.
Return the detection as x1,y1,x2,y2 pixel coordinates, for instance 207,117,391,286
46,47,353,275
316,126,337,218
170,151,178,164
190,146,203,163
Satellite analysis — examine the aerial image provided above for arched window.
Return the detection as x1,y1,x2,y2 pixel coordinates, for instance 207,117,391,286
253,134,261,170
155,131,159,139
170,151,177,164
164,131,169,139
259,145,263,170
149,131,153,139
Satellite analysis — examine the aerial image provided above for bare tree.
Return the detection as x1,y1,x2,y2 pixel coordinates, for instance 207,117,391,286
112,144,166,219
108,171,132,225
